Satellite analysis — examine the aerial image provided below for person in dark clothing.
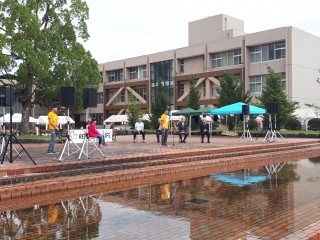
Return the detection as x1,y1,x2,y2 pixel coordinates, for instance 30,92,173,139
177,117,188,143
200,118,210,143
155,118,162,143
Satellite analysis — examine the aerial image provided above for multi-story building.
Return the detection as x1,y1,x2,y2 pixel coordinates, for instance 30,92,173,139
91,14,320,122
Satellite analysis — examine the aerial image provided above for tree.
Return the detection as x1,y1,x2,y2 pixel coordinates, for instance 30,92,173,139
127,93,142,129
217,71,252,106
258,67,297,128
188,77,200,110
151,81,169,128
0,0,101,134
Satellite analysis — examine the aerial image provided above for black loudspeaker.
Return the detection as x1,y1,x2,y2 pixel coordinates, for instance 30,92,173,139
267,102,281,114
0,86,14,106
213,115,219,122
60,86,76,107
242,104,250,115
83,88,97,108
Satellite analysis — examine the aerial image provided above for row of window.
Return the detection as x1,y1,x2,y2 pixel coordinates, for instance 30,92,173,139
108,66,147,82
106,41,286,81
178,82,219,98
249,73,286,93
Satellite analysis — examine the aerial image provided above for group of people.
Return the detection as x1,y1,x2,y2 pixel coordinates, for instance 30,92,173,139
47,105,212,154
47,105,106,154
133,109,211,145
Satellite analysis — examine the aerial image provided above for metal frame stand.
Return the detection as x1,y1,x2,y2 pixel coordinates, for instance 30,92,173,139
239,115,252,141
170,120,175,146
57,108,81,161
263,114,285,143
77,126,105,160
0,88,36,165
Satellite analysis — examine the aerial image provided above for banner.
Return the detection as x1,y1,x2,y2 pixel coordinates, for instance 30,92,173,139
69,129,113,143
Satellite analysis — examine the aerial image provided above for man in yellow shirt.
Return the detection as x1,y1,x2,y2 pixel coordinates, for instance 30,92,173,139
160,109,170,146
47,105,59,154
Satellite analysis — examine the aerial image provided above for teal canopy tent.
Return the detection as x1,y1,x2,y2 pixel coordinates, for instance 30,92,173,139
191,106,216,116
210,102,266,115
171,108,195,136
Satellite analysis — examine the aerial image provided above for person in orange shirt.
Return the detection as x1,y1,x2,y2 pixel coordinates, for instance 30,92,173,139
47,104,59,154
160,109,170,146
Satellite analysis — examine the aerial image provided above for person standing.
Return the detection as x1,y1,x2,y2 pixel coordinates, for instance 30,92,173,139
133,118,145,143
88,119,106,148
47,105,59,154
160,109,170,146
200,118,210,143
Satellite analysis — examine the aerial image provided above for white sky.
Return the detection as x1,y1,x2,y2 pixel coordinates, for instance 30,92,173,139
83,0,320,64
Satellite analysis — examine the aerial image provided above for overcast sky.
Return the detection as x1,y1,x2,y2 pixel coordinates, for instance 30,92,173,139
83,0,320,64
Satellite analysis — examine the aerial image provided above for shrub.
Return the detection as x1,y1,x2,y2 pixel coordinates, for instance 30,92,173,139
285,117,301,130
248,119,259,130
308,118,320,131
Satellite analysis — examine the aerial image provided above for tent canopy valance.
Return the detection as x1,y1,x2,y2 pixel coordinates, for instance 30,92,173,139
191,106,216,116
210,102,266,115
171,108,195,116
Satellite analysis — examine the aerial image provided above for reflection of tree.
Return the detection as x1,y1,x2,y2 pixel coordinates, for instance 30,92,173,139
0,195,102,239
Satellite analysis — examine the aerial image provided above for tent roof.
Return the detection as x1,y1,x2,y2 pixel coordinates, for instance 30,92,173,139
210,102,266,115
0,113,37,123
37,115,75,125
172,108,195,115
104,115,128,123
293,108,317,120
191,106,216,115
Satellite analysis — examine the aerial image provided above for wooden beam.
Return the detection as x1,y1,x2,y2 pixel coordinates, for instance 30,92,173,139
126,86,147,104
106,87,124,106
177,78,205,102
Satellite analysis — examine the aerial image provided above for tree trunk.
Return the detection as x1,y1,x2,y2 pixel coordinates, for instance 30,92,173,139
19,72,34,135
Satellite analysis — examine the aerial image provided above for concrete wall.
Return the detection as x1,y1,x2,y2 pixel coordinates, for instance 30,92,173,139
290,27,320,108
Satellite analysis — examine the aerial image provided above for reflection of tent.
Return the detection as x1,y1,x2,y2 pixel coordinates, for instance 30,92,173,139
211,102,266,115
211,173,268,187
0,113,38,123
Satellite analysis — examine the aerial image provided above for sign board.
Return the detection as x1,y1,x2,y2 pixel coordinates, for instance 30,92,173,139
69,129,113,143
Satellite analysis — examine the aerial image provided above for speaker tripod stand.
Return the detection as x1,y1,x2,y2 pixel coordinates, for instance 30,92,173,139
57,108,81,161
78,126,105,160
263,114,285,143
239,115,252,141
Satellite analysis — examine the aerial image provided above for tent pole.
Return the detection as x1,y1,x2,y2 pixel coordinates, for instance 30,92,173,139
189,115,191,137
235,115,237,133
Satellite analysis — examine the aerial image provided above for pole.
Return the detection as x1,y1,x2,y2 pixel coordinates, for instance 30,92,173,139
9,86,13,163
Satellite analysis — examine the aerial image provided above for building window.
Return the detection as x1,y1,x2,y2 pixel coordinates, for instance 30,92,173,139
97,92,103,104
133,87,147,100
141,65,147,78
90,113,103,125
212,53,222,68
115,90,125,103
178,83,184,97
108,69,123,82
249,76,263,93
281,72,286,90
249,41,285,63
212,48,242,68
129,67,138,80
107,91,115,101
202,80,206,97
211,82,218,97
100,72,103,83
180,59,184,73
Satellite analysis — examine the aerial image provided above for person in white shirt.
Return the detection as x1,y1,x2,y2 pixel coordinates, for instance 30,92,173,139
133,118,145,143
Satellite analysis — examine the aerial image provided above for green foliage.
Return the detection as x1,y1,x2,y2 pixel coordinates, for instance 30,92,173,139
0,0,101,134
258,67,297,128
217,71,252,106
127,93,142,129
188,77,200,110
151,82,169,128
248,119,259,130
308,118,320,131
285,117,301,130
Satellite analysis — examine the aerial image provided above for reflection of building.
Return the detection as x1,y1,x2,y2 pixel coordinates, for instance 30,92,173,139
91,13,320,119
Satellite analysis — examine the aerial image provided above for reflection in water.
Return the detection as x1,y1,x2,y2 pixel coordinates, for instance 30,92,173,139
1,158,320,239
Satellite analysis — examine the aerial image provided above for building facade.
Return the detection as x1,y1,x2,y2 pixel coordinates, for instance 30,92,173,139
95,14,320,120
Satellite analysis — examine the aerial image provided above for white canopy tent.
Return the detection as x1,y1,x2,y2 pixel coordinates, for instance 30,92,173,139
37,115,75,129
293,108,318,130
104,114,150,123
0,113,38,123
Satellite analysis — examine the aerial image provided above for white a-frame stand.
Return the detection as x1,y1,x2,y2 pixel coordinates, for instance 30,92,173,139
263,114,285,143
239,115,252,141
